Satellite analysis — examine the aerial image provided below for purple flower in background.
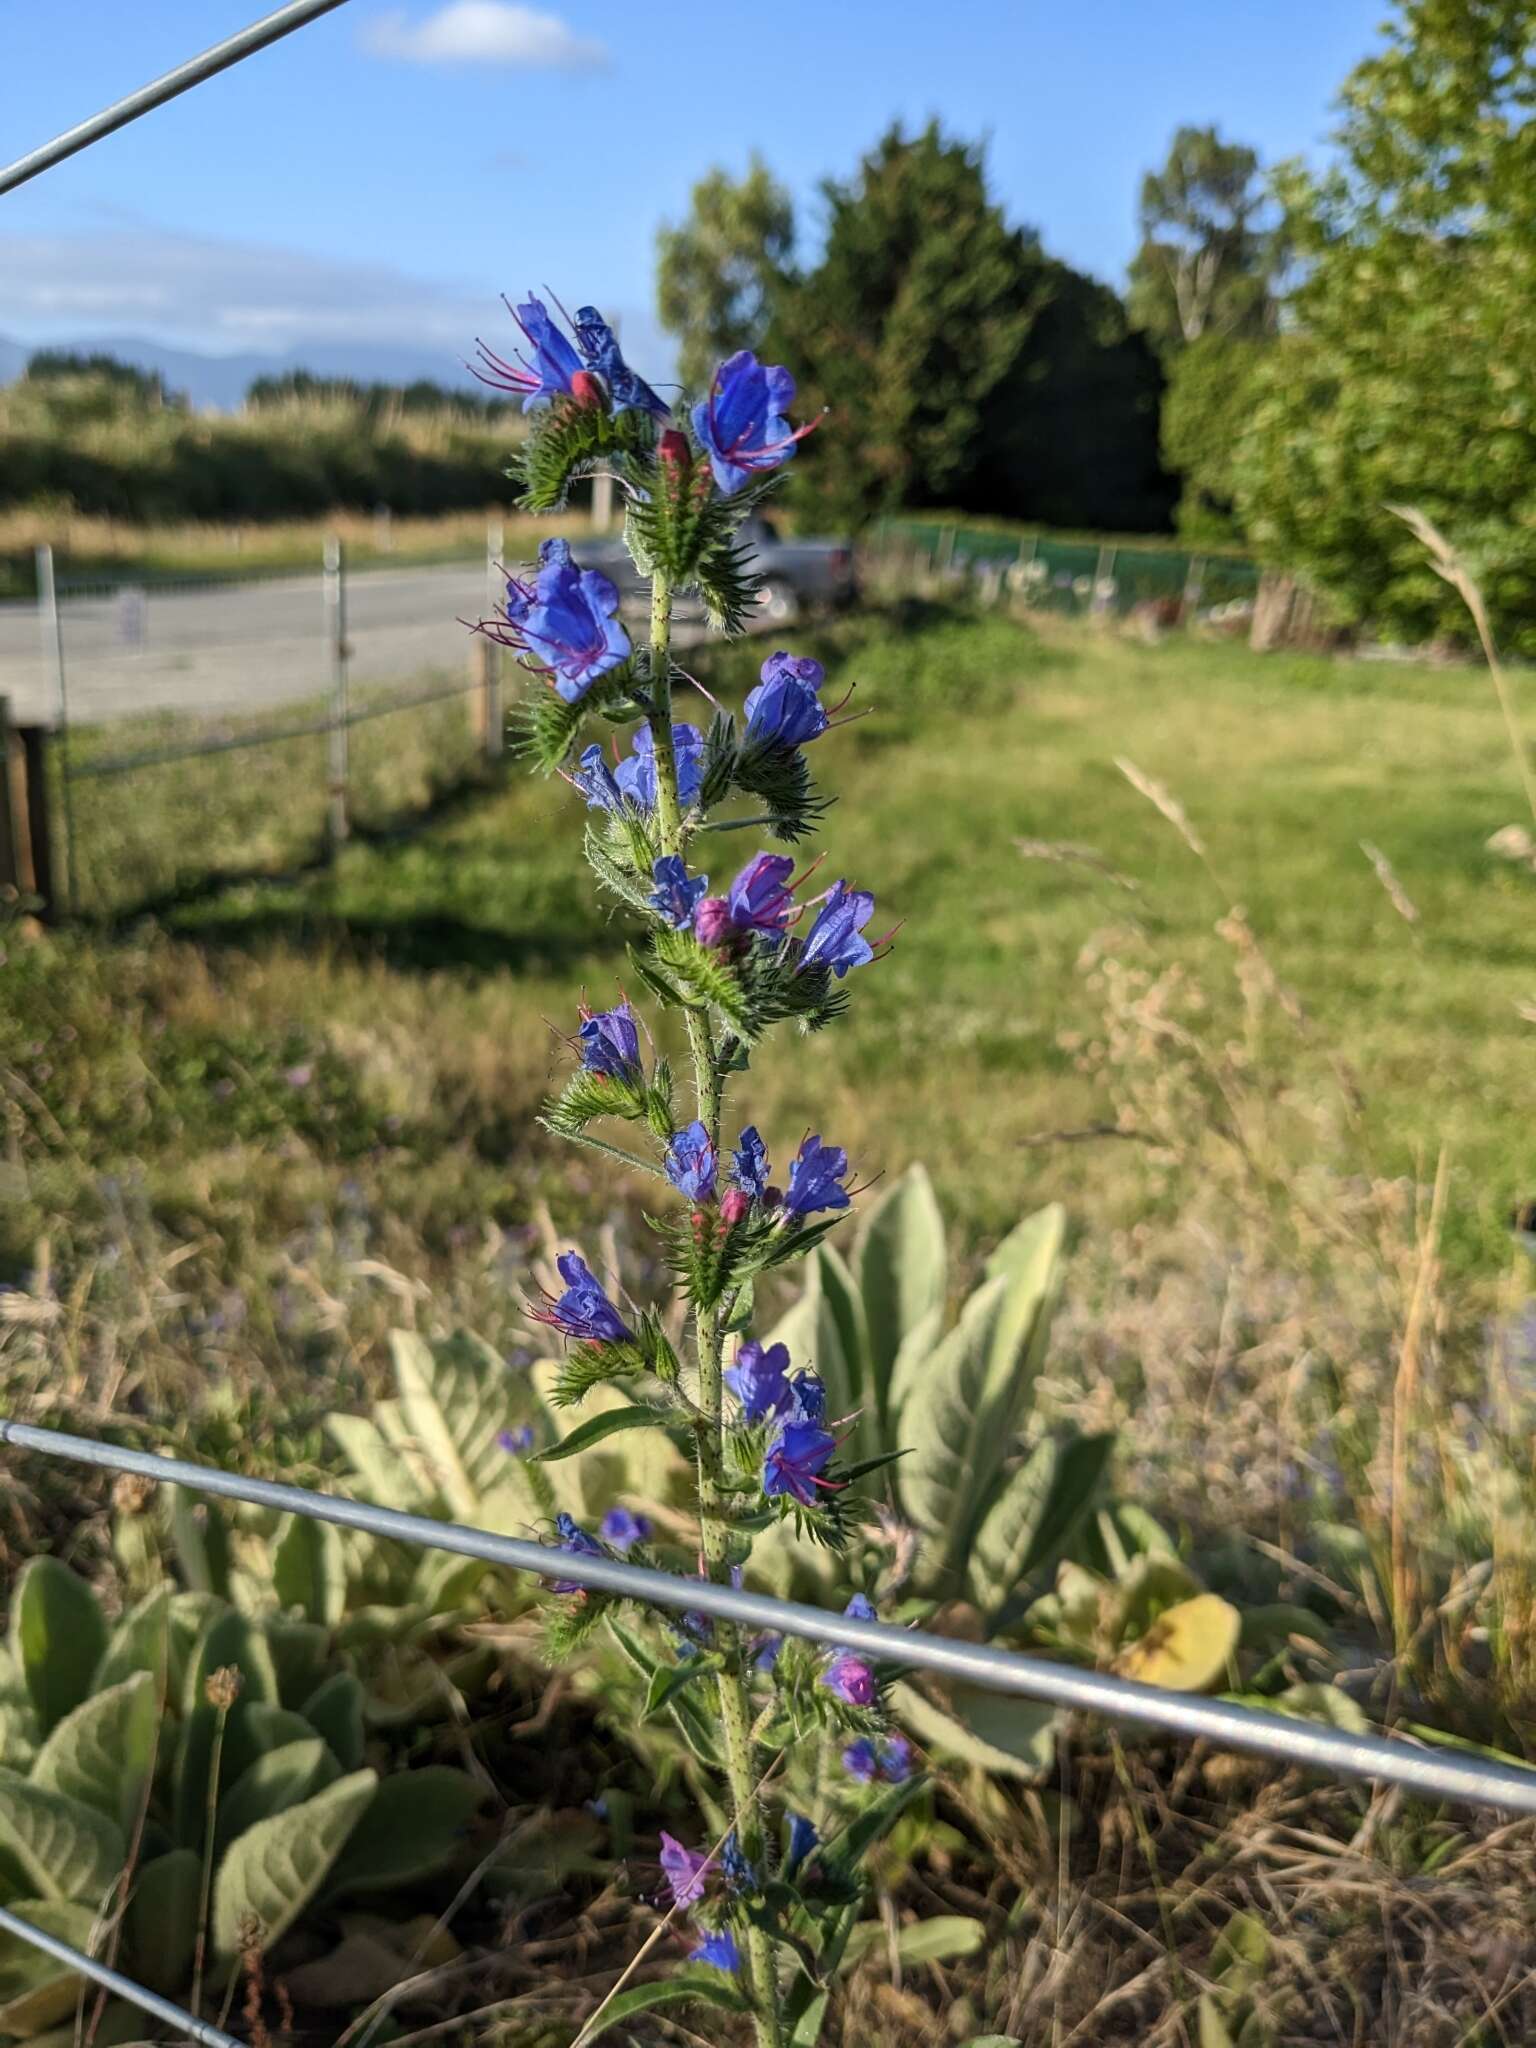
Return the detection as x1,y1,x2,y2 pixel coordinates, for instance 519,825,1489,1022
650,855,708,931
573,305,670,419
659,1831,710,1908
665,1121,718,1203
578,1000,642,1082
571,743,624,814
731,1126,771,1200
503,539,630,702
787,1371,826,1423
497,1424,535,1455
784,1134,851,1217
843,1734,911,1783
784,1813,819,1878
529,1251,632,1345
600,1506,652,1552
822,1654,877,1707
549,1511,604,1593
763,1417,838,1505
692,350,821,494
744,651,829,750
799,881,876,979
728,853,797,937
470,293,583,411
724,1340,792,1422
615,722,705,812
690,1928,742,1973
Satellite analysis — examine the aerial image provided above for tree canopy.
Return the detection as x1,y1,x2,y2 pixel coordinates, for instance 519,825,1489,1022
656,157,795,394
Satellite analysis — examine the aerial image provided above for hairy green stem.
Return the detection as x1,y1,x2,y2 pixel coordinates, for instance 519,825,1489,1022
646,570,782,2047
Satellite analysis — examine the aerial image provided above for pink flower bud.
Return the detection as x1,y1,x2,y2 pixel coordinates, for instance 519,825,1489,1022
570,369,605,410
720,1188,751,1227
694,896,733,949
658,428,691,472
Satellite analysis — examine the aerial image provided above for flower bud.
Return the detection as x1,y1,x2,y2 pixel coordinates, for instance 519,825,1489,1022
720,1188,751,1227
569,369,605,410
694,897,733,949
658,428,691,473
205,1665,244,1711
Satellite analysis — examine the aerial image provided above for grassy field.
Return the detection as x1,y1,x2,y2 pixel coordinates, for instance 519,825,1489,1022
8,598,1536,2040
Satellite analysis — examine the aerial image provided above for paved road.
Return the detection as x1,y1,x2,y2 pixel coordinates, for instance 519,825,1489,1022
0,559,512,727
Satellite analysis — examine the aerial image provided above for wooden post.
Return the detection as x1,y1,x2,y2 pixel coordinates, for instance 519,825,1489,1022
0,697,17,893
19,725,55,915
323,537,349,852
1181,553,1207,624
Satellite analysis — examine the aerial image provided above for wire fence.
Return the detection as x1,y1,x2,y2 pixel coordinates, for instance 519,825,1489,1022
875,517,1261,624
1,531,509,918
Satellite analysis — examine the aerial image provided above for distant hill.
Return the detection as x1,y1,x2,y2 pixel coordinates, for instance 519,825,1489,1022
0,333,486,410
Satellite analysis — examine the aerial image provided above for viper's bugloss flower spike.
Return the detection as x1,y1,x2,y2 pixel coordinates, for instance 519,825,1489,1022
783,1133,852,1216
573,305,670,420
599,1505,652,1552
724,1339,792,1422
650,854,708,930
728,853,798,936
822,1653,877,1707
528,1251,633,1344
657,427,691,472
731,1126,772,1199
762,1416,838,1504
744,651,830,750
502,539,630,702
690,1928,742,1973
617,723,705,811
471,293,582,410
549,1510,605,1593
799,880,876,979
578,999,642,1082
665,1120,718,1203
659,1831,711,1908
692,350,822,494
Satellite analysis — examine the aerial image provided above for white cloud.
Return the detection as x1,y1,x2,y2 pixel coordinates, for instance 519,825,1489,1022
361,2,608,69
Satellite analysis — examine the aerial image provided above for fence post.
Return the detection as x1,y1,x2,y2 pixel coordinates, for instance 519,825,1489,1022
35,544,74,911
1182,553,1207,624
19,725,55,917
0,698,15,893
479,519,505,762
323,536,349,853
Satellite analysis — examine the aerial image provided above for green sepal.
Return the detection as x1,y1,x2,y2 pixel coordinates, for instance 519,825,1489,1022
512,394,656,513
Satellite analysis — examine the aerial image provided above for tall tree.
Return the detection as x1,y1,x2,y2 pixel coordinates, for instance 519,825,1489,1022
1128,125,1284,352
656,158,795,392
773,123,1043,528
1233,0,1536,651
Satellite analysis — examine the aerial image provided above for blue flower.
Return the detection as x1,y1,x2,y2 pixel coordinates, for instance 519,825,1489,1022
689,1928,742,1974
599,1506,652,1553
821,1653,876,1706
721,1831,754,1892
799,881,876,979
731,1126,772,1199
728,853,796,936
497,1424,535,1454
571,743,623,814
578,1000,641,1082
744,651,829,750
505,539,630,702
659,1832,710,1908
549,1511,604,1593
471,293,583,411
842,1734,911,1784
841,1737,881,1783
573,306,670,419
787,1371,826,1423
784,1134,852,1217
529,1251,632,1345
615,722,704,811
665,1120,718,1203
724,1340,792,1422
692,350,820,494
843,1592,877,1625
763,1417,837,1505
784,1813,819,1879
650,855,708,930
751,1632,783,1672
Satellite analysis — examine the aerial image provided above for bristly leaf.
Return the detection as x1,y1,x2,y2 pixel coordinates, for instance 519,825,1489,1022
512,397,656,513
542,1591,614,1659
543,1064,653,1138
733,738,834,843
651,929,754,1036
584,820,655,914
551,1342,643,1407
513,682,589,773
698,709,739,808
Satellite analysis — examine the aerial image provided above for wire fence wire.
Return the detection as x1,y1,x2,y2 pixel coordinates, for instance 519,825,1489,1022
0,1903,243,2048
6,1415,1536,1819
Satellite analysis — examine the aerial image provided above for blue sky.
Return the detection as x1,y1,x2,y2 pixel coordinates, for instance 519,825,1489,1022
0,0,1387,373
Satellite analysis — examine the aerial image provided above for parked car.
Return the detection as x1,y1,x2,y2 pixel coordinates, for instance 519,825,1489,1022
585,512,856,623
